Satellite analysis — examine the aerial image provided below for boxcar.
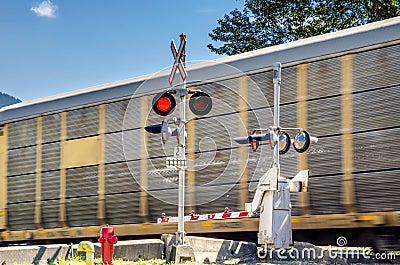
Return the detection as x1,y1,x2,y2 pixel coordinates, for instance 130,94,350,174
0,17,399,249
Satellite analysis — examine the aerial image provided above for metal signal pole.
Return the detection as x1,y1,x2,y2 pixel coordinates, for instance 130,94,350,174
176,33,187,245
273,63,281,170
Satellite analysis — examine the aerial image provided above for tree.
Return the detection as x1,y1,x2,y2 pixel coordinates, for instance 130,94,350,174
208,0,400,55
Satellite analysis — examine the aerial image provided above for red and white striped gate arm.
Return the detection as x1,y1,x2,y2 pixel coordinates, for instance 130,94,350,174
157,210,250,223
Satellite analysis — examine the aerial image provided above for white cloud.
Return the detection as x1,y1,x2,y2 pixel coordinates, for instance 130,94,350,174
31,0,58,18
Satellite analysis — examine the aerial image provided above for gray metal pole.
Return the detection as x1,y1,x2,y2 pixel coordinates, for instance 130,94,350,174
177,93,186,245
273,62,281,169
177,33,187,245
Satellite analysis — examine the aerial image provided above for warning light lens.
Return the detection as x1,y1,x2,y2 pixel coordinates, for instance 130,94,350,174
189,92,212,116
152,91,176,116
278,131,291,155
157,97,172,112
293,130,311,153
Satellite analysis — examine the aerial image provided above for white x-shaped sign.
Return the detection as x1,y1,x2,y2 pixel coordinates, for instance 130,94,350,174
169,35,187,86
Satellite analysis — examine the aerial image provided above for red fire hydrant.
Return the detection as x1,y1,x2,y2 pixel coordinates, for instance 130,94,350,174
98,224,118,265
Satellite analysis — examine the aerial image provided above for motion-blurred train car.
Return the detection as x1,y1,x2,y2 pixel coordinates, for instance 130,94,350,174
0,17,399,249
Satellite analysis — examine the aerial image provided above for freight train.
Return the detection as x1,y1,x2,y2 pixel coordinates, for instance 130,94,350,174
0,17,399,249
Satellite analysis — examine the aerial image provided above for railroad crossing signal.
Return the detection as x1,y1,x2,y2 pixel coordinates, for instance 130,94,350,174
145,90,213,143
144,33,213,251
234,128,317,154
233,62,318,252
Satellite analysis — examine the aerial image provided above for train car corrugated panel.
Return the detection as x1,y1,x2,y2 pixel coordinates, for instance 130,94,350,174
117,97,143,131
307,58,341,99
105,192,141,224
105,162,140,194
279,105,299,175
354,170,400,213
307,96,342,137
353,44,400,93
147,189,178,222
66,196,99,227
41,170,60,200
7,202,36,230
120,129,151,161
247,144,274,190
105,99,129,133
353,86,400,132
195,81,244,116
246,73,273,110
196,184,240,213
124,160,142,187
191,111,267,152
42,113,61,143
250,108,273,130
194,115,238,151
66,166,98,197
280,66,297,104
249,71,275,106
7,118,36,148
246,186,257,212
290,193,301,216
144,132,173,160
280,104,298,130
247,66,297,107
280,150,299,178
142,157,185,191
353,128,400,173
247,108,274,187
308,136,342,176
7,174,36,203
105,132,126,163
41,199,60,228
41,170,61,229
189,149,239,186
309,175,344,214
7,146,36,176
66,106,99,140
41,142,61,172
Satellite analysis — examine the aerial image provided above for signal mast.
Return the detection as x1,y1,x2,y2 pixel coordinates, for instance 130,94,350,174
234,62,318,254
144,33,212,261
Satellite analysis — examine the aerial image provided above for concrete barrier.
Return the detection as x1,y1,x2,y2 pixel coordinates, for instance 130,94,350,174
162,234,258,263
0,239,164,264
0,244,73,264
162,235,348,264
111,239,164,261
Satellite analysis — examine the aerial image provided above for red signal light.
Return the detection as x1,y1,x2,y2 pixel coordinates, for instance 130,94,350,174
152,91,176,116
157,97,172,112
189,91,212,116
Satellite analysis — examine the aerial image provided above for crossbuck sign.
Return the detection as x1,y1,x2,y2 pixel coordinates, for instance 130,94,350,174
169,34,187,86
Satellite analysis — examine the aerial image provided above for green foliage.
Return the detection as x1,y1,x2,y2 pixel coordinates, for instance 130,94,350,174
208,0,400,55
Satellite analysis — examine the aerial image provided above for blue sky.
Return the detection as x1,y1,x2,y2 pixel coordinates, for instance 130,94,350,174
0,1,244,101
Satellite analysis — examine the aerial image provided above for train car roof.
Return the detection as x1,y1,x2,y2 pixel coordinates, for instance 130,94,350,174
1,16,399,123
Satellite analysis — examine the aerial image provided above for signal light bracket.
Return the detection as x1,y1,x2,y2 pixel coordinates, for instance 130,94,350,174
234,127,318,154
